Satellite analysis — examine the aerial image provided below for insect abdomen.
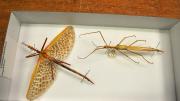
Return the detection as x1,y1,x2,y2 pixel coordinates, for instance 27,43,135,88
117,45,128,50
127,46,163,52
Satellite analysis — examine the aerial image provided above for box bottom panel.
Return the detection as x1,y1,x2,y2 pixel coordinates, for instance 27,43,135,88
8,24,175,101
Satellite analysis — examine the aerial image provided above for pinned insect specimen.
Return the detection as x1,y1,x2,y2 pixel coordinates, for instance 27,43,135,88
79,31,164,64
23,26,94,101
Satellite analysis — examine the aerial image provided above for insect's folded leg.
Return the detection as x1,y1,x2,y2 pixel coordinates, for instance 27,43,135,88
117,50,139,64
127,50,153,64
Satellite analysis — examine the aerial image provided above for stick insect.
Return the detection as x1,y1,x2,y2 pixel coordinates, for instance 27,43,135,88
79,31,164,64
23,26,94,101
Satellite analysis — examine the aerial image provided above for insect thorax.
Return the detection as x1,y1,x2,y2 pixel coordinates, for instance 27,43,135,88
117,45,128,50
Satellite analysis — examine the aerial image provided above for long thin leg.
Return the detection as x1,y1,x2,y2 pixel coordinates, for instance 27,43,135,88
58,62,94,84
26,53,39,58
79,31,108,45
129,40,146,46
28,44,35,54
81,69,90,83
45,55,94,84
117,50,139,64
41,37,48,51
78,47,105,59
127,50,153,64
118,35,136,45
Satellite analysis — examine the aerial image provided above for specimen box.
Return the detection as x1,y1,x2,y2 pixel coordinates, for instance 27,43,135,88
0,11,180,101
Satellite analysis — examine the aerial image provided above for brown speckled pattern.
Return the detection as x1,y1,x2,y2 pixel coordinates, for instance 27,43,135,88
46,26,75,60
26,26,75,100
26,58,56,100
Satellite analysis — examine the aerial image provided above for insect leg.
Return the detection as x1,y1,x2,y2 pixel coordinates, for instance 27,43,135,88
43,55,94,84
81,69,90,83
60,63,94,84
129,40,146,46
127,50,153,64
117,50,139,64
26,53,39,58
78,47,105,59
41,37,48,51
118,35,136,45
79,31,108,45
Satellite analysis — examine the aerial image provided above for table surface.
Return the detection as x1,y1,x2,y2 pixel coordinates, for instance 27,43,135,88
0,0,180,58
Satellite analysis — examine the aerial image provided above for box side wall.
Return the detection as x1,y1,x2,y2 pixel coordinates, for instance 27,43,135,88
0,13,21,100
14,11,178,30
171,22,180,101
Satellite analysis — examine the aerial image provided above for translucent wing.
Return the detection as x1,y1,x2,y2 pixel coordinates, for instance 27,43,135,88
45,26,75,60
26,57,56,100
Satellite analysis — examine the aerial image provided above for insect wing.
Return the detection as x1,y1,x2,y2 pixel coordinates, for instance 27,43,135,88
26,57,56,100
45,26,75,60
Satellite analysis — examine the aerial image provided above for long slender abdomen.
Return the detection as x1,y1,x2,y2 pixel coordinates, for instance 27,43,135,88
126,46,163,52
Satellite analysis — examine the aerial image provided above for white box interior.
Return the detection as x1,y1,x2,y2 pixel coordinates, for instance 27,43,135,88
0,12,180,101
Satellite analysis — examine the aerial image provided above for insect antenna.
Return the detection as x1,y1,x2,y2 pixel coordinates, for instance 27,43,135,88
79,31,108,45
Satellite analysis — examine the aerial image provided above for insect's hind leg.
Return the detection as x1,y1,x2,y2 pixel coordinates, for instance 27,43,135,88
129,40,146,46
117,50,139,64
118,35,136,45
127,50,153,64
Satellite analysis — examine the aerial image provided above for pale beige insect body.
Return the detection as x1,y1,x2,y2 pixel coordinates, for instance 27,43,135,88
79,31,163,64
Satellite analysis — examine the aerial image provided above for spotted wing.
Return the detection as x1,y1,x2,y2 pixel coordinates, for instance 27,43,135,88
26,57,56,100
45,26,75,60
